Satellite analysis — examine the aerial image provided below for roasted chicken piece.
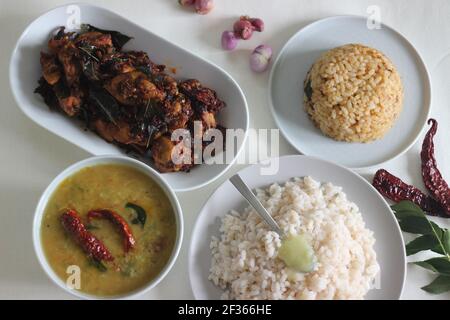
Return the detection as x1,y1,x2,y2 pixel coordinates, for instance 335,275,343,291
75,31,113,50
36,25,226,173
101,51,165,78
151,136,192,172
189,110,218,141
102,52,136,75
47,30,82,87
153,74,178,97
198,111,217,129
159,94,193,131
47,28,75,54
179,79,225,114
93,119,146,146
50,82,83,117
40,52,61,85
105,71,165,106
59,95,81,117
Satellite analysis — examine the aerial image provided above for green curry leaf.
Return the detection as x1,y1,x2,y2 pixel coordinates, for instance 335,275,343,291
398,216,442,235
126,203,147,227
391,200,450,294
406,234,440,256
414,257,450,276
392,200,423,214
443,230,450,253
89,259,107,272
421,275,450,294
391,201,425,219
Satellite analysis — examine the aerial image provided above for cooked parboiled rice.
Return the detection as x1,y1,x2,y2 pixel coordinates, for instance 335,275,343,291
209,177,379,300
303,44,403,142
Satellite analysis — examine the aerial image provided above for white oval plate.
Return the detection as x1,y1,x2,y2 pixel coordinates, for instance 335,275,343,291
269,16,431,170
189,155,406,300
9,3,249,192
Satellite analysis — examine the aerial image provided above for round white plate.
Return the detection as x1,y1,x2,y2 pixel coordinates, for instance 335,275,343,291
189,155,406,300
269,15,431,169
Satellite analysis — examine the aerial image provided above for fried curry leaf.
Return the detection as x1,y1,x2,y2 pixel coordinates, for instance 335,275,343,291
81,59,100,82
146,124,158,145
126,203,147,227
304,79,313,101
53,82,72,103
89,258,107,272
136,65,152,77
35,78,73,113
34,78,60,110
88,86,120,125
81,24,133,49
78,45,100,62
78,45,101,81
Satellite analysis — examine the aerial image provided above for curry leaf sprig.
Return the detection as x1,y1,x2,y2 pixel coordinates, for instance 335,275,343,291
392,201,450,294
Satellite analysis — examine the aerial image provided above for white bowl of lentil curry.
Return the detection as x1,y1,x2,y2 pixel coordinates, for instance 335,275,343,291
33,155,183,299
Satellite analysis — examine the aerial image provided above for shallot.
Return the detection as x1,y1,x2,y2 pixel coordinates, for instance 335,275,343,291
179,0,214,15
195,0,214,15
250,45,273,73
221,31,238,50
233,19,254,40
243,16,265,32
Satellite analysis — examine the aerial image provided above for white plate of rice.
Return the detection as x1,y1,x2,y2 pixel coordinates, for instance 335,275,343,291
269,15,431,169
189,155,406,300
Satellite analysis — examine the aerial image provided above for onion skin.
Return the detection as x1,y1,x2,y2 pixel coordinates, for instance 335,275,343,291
221,31,238,51
250,18,264,32
195,0,214,15
250,45,273,73
233,20,254,40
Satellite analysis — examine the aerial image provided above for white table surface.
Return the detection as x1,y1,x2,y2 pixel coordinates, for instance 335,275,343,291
1,0,449,300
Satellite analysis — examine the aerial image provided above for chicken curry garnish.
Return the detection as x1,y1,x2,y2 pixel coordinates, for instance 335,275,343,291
35,25,226,172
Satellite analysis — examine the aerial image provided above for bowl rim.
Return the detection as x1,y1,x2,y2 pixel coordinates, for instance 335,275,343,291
267,14,432,170
32,155,184,300
9,1,250,192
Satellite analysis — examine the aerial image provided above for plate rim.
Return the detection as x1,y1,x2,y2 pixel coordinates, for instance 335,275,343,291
188,154,407,300
268,14,432,170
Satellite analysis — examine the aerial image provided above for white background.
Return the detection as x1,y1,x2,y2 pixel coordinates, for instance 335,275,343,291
0,0,449,300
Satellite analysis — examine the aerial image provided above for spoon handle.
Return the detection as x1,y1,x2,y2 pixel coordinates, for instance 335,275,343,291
229,174,284,237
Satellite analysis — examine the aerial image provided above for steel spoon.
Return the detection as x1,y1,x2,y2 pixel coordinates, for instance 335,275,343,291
229,173,285,238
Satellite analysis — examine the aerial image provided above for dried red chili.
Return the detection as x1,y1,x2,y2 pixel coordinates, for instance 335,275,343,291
372,169,446,217
87,209,136,252
421,119,450,216
60,209,114,262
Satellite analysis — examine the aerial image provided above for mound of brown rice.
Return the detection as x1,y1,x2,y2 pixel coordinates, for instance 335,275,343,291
209,177,379,300
303,44,403,143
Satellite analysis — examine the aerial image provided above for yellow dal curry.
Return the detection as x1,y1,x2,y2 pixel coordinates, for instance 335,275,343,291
41,164,176,297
